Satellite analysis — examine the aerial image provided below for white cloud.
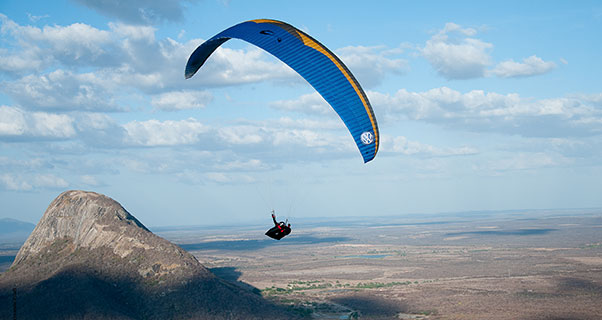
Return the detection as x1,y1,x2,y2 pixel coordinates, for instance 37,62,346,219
336,45,408,88
189,46,297,86
27,13,49,23
371,87,602,137
1,104,351,161
231,118,348,147
0,15,117,72
26,23,113,62
0,157,49,171
421,23,555,80
0,15,409,122
123,118,209,146
151,90,213,111
215,159,267,171
0,48,45,74
201,171,256,185
31,112,77,138
3,70,120,112
272,128,334,148
33,174,69,189
0,16,177,92
216,117,349,150
270,92,332,116
577,93,602,106
421,23,493,79
80,175,103,186
218,125,266,145
0,173,68,191
209,118,357,162
492,55,556,78
0,174,32,191
184,42,409,90
109,22,156,42
1,12,597,181
274,117,344,131
0,106,75,139
0,14,303,103
0,106,26,136
74,112,129,148
205,172,231,183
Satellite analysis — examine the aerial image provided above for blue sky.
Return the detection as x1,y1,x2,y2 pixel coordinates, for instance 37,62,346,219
1,1,601,227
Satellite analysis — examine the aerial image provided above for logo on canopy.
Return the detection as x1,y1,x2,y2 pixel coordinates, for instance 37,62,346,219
360,131,374,145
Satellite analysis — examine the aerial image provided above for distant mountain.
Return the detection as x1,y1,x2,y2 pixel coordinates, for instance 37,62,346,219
0,190,297,320
0,218,35,242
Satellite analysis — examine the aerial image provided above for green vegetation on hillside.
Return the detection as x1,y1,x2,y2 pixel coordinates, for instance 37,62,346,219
262,280,417,296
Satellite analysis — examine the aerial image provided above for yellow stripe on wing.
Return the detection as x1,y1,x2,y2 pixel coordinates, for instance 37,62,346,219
250,19,379,157
295,32,379,155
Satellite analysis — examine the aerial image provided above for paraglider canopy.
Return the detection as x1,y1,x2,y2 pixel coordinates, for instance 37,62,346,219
185,19,379,163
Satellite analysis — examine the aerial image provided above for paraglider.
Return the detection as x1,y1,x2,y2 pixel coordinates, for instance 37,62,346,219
185,19,379,163
265,210,291,240
185,19,380,239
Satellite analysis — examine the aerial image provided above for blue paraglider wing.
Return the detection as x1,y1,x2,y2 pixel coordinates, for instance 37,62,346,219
185,19,379,163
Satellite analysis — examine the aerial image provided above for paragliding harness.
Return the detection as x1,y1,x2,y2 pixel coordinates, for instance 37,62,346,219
265,210,291,240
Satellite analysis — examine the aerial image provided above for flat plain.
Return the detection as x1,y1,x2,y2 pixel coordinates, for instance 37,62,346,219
2,209,601,319
159,209,602,319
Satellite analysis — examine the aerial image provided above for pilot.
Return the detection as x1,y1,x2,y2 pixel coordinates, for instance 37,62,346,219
265,210,291,240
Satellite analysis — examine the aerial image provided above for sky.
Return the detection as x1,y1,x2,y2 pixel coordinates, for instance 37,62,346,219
1,1,601,227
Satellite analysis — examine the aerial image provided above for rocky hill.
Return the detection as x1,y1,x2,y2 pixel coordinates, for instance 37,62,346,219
0,190,296,319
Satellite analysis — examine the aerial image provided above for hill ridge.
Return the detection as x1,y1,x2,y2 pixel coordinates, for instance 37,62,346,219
0,190,295,319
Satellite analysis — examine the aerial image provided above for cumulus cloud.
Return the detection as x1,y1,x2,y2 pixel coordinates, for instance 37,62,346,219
0,174,33,191
0,106,26,136
218,125,266,145
421,23,493,79
0,16,294,96
0,15,118,73
0,15,411,122
204,172,231,183
3,70,120,112
274,117,344,131
108,22,156,42
151,90,213,111
188,46,297,86
421,23,556,80
80,175,103,186
74,112,129,147
0,106,76,139
33,174,70,188
270,92,332,116
27,13,50,23
336,45,408,87
72,0,196,25
1,11,594,184
370,87,602,137
212,118,356,162
0,104,351,161
123,118,209,146
0,47,45,75
0,173,68,191
0,156,51,171
492,55,556,78
216,119,346,150
214,159,267,171
272,128,334,148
